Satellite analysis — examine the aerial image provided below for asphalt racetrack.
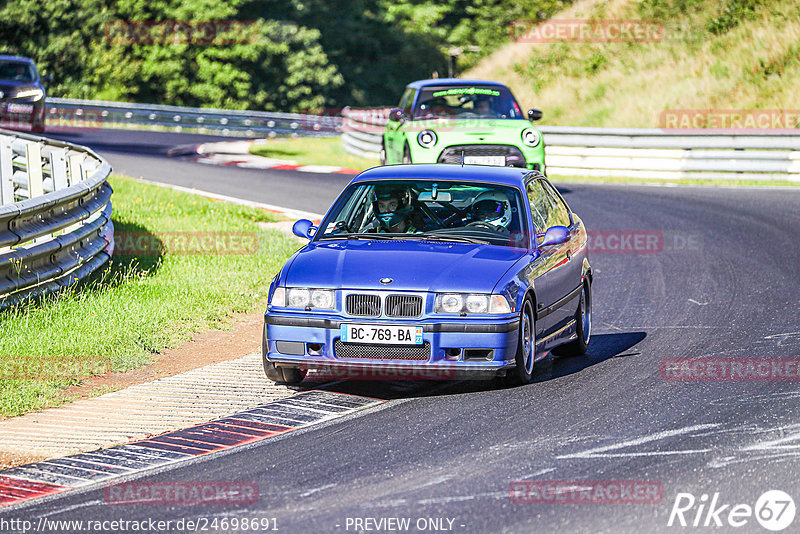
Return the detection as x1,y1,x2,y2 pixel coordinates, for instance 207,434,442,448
10,127,800,533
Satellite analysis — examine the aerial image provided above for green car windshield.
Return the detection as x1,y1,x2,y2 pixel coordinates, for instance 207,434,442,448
317,180,530,248
413,85,524,120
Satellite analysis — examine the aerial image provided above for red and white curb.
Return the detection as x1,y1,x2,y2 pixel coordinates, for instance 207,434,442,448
176,139,362,174
0,391,382,509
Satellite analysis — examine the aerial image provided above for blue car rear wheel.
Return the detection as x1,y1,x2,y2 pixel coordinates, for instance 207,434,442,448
554,280,591,356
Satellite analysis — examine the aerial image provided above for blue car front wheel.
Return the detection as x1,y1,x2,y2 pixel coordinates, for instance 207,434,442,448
264,359,306,385
506,298,535,385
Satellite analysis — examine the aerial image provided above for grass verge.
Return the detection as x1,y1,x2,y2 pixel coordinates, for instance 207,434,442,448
0,175,301,418
250,136,378,170
466,0,800,128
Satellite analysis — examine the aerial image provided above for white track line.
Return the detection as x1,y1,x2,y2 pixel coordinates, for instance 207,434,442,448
129,177,324,220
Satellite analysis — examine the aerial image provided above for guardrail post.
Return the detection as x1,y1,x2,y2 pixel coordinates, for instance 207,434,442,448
68,154,85,185
50,149,69,191
26,142,44,198
0,137,13,205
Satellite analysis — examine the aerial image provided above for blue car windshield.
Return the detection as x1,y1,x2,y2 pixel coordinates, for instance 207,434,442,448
413,86,523,120
317,180,529,248
0,61,37,83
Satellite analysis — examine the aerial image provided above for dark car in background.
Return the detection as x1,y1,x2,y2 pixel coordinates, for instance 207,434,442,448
0,55,47,133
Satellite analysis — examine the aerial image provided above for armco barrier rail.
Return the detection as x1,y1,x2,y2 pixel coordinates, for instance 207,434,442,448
0,128,113,306
340,107,800,180
46,97,342,137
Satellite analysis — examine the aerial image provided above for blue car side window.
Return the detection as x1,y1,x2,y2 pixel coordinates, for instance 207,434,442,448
526,181,549,237
540,180,572,228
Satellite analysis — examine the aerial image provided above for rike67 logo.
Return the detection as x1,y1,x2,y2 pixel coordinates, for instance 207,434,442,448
668,490,796,531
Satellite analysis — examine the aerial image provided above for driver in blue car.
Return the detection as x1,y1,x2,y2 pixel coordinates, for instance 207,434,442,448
370,185,420,233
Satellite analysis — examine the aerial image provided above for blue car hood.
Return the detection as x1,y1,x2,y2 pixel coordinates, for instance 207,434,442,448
284,240,527,293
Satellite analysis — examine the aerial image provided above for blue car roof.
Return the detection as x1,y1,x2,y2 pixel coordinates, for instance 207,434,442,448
406,78,509,90
351,164,532,188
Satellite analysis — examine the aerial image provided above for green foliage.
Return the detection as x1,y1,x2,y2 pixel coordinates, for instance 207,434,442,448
0,0,341,111
0,0,575,109
637,0,709,19
707,0,766,34
584,52,608,75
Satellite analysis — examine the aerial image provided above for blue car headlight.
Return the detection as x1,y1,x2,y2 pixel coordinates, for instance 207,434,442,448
271,287,335,310
435,293,513,315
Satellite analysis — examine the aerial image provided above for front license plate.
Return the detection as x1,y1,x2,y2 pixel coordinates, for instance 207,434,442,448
463,155,506,166
340,324,423,345
6,103,34,114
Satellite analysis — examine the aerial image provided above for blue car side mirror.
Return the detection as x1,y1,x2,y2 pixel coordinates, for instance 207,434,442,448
292,219,316,240
539,225,570,247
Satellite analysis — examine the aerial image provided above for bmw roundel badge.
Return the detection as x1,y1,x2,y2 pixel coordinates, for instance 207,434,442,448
380,277,393,285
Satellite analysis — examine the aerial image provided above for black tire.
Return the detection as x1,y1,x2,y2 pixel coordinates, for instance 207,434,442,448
402,144,412,164
263,360,306,385
553,280,591,356
506,298,535,385
261,333,306,385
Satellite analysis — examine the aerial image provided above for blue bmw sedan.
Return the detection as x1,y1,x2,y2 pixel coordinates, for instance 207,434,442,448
262,164,592,385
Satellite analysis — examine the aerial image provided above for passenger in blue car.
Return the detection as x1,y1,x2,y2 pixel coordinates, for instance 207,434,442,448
469,190,512,233
370,185,420,233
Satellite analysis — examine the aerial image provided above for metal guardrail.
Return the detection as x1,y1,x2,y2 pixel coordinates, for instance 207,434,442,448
0,128,113,306
46,97,342,137
340,108,800,180
340,107,388,160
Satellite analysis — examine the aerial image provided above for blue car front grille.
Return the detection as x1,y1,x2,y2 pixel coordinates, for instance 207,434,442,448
346,294,381,317
334,339,431,361
385,295,423,318
345,293,423,318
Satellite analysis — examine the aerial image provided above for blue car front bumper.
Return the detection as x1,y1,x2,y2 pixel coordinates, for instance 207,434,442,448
264,311,520,379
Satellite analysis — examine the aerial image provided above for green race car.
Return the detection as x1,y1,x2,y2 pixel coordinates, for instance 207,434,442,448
381,79,545,172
